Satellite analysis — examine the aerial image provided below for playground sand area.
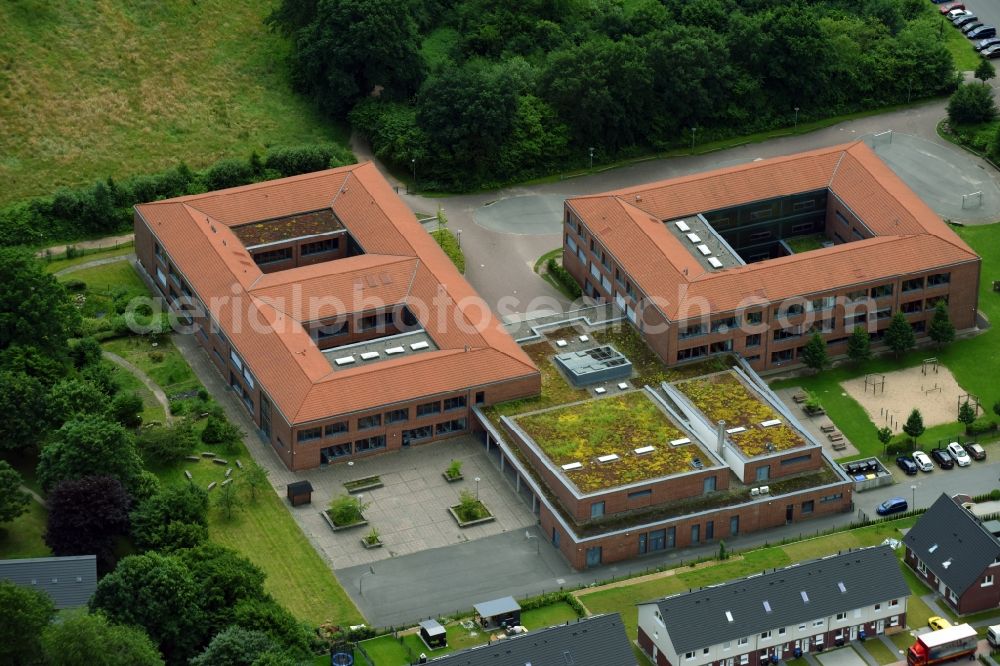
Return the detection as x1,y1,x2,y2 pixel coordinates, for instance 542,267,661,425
841,362,968,431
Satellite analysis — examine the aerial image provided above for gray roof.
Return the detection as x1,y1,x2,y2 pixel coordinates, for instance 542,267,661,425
0,555,97,609
474,596,521,618
429,613,636,666
903,493,1000,596
641,545,909,654
420,619,446,636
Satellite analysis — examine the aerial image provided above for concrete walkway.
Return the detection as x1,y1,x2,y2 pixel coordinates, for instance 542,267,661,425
53,253,131,277
103,350,174,424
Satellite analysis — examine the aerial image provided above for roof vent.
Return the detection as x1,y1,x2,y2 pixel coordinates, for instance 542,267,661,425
725,611,734,623
800,591,810,603
928,544,939,553
761,419,782,427
334,356,355,366
838,582,847,594
597,454,620,464
410,341,430,351
562,462,583,471
634,446,655,455
942,558,953,569
763,601,772,613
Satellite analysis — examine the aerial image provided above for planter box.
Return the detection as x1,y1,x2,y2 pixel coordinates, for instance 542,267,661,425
360,538,384,549
448,505,495,528
344,477,383,493
321,510,369,532
442,472,464,483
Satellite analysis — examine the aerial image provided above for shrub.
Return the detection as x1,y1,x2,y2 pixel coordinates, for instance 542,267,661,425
968,417,998,435
63,278,87,292
327,495,368,526
947,83,998,125
138,421,198,465
147,350,165,363
200,415,242,446
455,489,489,522
363,527,381,545
446,459,463,479
110,391,144,428
546,257,582,299
886,440,913,456
201,159,255,192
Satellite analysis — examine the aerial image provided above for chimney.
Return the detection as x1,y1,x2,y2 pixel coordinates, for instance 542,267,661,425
717,420,726,455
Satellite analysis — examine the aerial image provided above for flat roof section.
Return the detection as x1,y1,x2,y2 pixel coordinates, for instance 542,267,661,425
664,215,742,271
513,390,719,493
321,330,437,372
554,345,632,387
231,209,346,247
673,370,807,458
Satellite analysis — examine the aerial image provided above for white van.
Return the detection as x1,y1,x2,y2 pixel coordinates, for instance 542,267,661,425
987,625,1000,648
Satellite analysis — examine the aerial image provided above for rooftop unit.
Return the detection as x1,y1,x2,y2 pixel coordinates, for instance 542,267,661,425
554,345,633,387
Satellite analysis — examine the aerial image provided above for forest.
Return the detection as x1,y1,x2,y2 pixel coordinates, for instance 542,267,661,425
272,0,960,190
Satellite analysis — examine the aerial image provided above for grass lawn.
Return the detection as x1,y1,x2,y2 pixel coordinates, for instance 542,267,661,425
771,223,1000,459
358,602,581,665
785,233,827,254
861,638,900,665
108,360,167,424
155,452,362,627
515,391,708,491
890,632,914,654
431,227,466,273
899,566,936,629
0,502,51,559
0,0,344,206
928,5,981,72
103,335,202,400
43,243,135,274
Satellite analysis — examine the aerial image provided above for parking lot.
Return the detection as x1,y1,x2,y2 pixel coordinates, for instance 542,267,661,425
944,0,1000,53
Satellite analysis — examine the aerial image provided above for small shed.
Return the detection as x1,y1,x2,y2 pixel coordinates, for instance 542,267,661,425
286,480,313,506
419,619,447,649
474,596,521,630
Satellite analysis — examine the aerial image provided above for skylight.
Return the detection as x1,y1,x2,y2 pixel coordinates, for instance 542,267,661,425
725,611,734,623
838,582,847,594
800,591,810,603
763,601,772,613
929,544,938,553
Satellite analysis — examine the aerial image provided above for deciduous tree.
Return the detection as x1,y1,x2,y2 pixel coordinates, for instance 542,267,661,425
45,475,131,571
0,580,55,665
41,609,164,666
947,82,997,125
190,626,279,666
0,370,47,450
0,460,30,523
37,415,142,492
0,247,80,356
130,483,208,552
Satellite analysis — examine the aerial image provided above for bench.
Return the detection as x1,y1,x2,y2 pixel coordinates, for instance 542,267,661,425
827,433,844,442
820,423,837,433
792,392,808,403
832,441,848,451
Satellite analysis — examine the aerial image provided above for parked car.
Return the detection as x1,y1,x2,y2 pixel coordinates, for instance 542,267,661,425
928,616,952,631
931,448,955,469
969,25,998,39
964,442,986,460
912,450,934,472
948,8,971,18
963,22,986,35
984,44,1000,58
975,37,1000,51
940,2,965,13
877,497,909,516
947,442,972,466
896,456,919,475
954,14,979,27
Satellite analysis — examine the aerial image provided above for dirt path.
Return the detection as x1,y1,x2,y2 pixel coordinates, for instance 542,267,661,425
19,485,47,509
103,351,174,424
36,233,134,258
53,253,132,277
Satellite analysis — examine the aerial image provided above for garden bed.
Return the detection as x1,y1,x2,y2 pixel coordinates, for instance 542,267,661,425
360,537,383,549
443,472,464,483
675,371,806,457
321,510,368,532
231,210,344,246
514,391,714,492
448,502,495,528
343,476,382,493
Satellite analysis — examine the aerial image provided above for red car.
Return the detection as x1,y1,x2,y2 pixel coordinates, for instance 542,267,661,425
940,2,965,14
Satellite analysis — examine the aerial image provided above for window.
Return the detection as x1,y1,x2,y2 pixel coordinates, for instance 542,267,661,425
740,655,749,665
402,425,433,444
301,237,339,255
738,637,749,646
475,391,485,405
566,235,578,253
436,418,466,434
704,476,717,493
746,311,763,325
903,277,924,292
297,427,322,443
591,502,605,519
745,334,762,348
677,345,708,361
761,631,771,640
680,324,705,339
889,599,899,607
781,454,812,466
927,272,951,286
836,211,850,226
901,300,922,314
358,414,382,430
322,443,352,460
774,327,801,341
874,306,892,321
710,340,734,353
750,207,773,221
813,620,824,627
316,321,348,339
711,317,738,333
730,515,739,537
890,616,899,627
821,493,843,503
443,396,467,411
810,296,835,311
917,559,927,575
325,422,348,437
691,524,700,544
845,289,868,303
685,653,696,660
836,612,847,621
417,401,441,417
984,575,995,587
703,648,710,656
801,500,814,514
778,628,786,636
358,314,379,331
949,589,958,603
755,465,770,482
628,489,653,502
874,603,881,611
723,642,732,651
156,267,167,287
790,222,814,234
354,435,386,452
253,247,293,265
154,242,164,260
792,199,817,212
386,408,409,424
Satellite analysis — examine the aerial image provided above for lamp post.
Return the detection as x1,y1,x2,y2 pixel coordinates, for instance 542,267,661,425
475,476,481,501
911,484,917,509
794,107,800,129
588,147,594,170
456,229,462,249
411,158,417,194
525,530,539,555
359,565,375,596
691,126,697,152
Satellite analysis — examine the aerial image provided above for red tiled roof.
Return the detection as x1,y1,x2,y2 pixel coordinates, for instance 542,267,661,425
136,163,537,424
569,142,979,320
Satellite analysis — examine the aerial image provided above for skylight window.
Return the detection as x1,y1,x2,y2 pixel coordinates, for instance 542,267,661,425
800,591,810,603
928,544,938,553
725,611,734,623
837,582,847,594
763,601,772,613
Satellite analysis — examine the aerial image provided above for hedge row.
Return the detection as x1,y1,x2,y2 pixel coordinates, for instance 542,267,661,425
0,144,354,248
546,257,582,299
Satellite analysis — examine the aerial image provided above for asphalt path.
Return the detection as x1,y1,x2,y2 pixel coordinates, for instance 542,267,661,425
340,455,1000,626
